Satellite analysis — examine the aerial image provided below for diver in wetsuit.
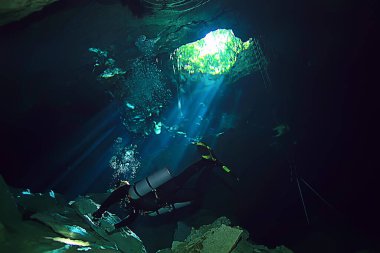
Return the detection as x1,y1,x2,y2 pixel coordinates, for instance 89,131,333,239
92,142,239,230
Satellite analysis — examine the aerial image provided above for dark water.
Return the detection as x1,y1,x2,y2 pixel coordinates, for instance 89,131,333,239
0,0,378,252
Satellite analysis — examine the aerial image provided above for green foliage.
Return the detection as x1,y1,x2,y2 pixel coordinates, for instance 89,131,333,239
172,29,254,76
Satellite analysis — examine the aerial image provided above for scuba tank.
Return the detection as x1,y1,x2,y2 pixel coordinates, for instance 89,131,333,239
147,201,192,216
128,168,172,200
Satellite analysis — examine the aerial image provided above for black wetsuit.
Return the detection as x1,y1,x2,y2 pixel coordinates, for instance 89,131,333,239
94,158,223,228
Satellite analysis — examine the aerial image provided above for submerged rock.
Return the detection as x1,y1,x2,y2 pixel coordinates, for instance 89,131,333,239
0,175,146,253
0,176,293,253
158,217,294,253
71,196,146,253
0,175,22,227
0,0,58,26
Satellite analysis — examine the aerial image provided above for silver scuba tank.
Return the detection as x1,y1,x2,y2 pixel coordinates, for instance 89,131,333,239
147,201,192,216
128,167,172,200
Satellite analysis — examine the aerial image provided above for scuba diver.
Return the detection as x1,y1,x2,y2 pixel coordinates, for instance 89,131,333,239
92,142,239,232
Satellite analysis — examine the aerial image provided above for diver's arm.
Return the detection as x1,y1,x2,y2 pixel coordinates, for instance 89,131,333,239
93,185,130,218
114,209,138,229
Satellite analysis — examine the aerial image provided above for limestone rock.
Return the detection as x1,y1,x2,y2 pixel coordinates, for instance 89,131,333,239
13,188,67,214
0,176,146,253
0,175,22,228
31,211,108,245
173,221,192,242
161,217,241,253
0,0,58,26
71,196,147,253
158,217,294,253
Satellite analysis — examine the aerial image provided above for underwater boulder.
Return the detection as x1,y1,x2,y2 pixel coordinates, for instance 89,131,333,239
0,176,77,252
30,211,109,245
158,217,294,253
173,221,192,242
0,175,22,228
0,177,146,252
0,0,58,26
71,195,147,253
12,188,67,214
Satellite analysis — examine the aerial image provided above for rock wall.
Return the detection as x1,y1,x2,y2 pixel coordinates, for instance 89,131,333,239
0,175,294,253
0,175,146,253
0,0,58,26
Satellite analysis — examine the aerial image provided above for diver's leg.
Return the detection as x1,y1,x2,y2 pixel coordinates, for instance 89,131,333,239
170,188,200,203
93,185,129,218
157,159,215,199
159,189,201,215
171,159,215,186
